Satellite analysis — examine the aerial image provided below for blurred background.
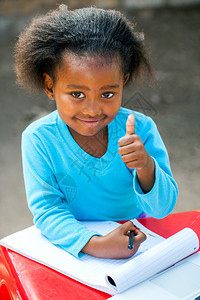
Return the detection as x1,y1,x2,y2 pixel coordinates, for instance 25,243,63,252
0,0,200,238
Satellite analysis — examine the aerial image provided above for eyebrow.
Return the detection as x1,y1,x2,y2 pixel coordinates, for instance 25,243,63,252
66,84,120,90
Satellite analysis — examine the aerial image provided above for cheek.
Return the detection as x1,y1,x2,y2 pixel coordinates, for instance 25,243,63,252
104,101,121,121
111,102,121,114
109,96,122,112
56,94,79,114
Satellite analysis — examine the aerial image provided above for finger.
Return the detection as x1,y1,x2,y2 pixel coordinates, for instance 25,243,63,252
127,230,145,254
118,134,136,147
119,221,135,234
121,152,137,163
126,114,135,136
125,161,142,170
134,229,147,244
118,141,137,155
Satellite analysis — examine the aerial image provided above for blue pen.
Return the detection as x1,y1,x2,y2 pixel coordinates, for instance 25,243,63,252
128,230,134,250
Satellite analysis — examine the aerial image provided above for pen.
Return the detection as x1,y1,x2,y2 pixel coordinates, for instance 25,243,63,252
133,224,155,238
128,230,134,250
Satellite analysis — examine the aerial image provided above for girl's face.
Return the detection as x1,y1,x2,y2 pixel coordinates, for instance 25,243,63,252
44,53,128,137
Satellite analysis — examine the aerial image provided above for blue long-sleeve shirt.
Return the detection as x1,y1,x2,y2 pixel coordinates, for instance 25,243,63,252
21,107,178,258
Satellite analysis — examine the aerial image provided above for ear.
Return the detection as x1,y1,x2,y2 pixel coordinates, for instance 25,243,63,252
123,73,130,85
43,73,55,100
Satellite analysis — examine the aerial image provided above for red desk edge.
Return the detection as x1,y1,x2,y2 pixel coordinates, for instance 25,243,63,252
1,210,200,300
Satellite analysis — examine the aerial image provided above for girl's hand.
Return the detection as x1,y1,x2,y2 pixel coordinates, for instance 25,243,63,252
118,114,151,170
82,221,146,259
118,114,155,193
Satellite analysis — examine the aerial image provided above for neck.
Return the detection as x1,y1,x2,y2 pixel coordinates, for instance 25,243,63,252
68,126,108,158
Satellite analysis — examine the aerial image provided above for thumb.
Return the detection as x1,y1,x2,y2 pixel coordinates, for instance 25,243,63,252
126,114,135,136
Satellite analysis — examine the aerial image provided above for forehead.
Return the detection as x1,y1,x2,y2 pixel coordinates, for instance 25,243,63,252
56,52,123,82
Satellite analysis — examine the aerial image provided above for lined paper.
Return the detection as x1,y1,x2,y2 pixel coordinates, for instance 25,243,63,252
105,228,199,293
0,220,198,295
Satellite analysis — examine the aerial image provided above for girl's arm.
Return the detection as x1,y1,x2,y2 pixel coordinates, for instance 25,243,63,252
82,221,146,259
22,130,145,259
22,131,100,258
118,113,178,219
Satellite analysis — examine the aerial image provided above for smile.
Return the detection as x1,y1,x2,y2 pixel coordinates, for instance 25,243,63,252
76,117,105,128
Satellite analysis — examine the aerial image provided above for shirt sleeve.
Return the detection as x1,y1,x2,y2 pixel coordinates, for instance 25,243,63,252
21,131,100,258
132,115,178,219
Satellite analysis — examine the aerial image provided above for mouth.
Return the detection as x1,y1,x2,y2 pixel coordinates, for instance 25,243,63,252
76,117,106,128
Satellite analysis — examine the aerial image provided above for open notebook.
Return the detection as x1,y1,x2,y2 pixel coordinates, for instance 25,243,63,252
0,219,199,295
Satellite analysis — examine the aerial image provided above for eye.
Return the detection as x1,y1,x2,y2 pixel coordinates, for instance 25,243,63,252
101,92,114,99
71,92,85,99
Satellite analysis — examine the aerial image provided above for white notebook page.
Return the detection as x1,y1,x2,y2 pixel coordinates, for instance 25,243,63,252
0,220,198,295
105,227,199,293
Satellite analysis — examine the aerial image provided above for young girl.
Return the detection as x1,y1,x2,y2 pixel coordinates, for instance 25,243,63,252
15,5,178,259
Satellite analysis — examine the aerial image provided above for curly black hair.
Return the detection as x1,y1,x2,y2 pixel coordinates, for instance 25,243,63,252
15,5,153,92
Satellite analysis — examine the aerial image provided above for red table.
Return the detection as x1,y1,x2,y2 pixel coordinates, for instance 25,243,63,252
1,210,200,300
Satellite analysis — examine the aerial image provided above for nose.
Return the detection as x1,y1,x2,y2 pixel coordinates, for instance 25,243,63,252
82,98,102,116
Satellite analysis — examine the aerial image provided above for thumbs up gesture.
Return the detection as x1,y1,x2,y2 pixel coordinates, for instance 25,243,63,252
118,114,152,171
125,113,136,136
118,114,155,192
